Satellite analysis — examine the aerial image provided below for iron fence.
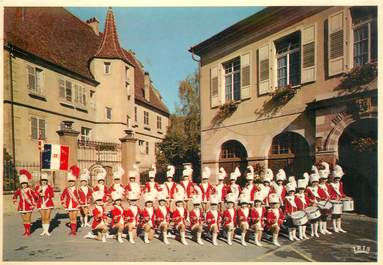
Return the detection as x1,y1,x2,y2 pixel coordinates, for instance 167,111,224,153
3,161,43,191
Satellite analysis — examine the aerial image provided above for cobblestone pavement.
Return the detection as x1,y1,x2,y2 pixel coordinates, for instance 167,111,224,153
2,211,377,262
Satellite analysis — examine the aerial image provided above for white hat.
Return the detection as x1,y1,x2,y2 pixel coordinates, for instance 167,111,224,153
128,191,139,200
286,183,295,193
92,190,103,201
67,165,80,182
67,172,77,182
297,179,307,189
149,170,156,179
254,192,263,202
191,194,201,205
113,166,125,180
247,165,254,174
225,193,236,203
167,165,175,178
246,172,254,181
79,169,89,182
174,192,184,203
229,172,238,181
275,169,286,181
311,165,319,175
95,167,106,182
318,169,328,179
321,161,330,173
233,167,241,177
210,194,219,205
310,173,320,183
202,166,211,179
217,167,226,180
302,172,310,184
157,191,167,201
144,192,154,203
183,164,193,177
269,193,279,204
288,176,296,183
239,194,250,204
19,169,32,184
111,191,122,201
264,168,274,181
40,172,49,180
128,170,137,179
333,165,344,179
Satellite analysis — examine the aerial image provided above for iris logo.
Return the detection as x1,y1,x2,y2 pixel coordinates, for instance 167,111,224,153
353,245,371,255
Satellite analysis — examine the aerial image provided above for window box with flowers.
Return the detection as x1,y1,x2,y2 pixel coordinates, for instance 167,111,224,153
211,101,238,126
270,84,297,105
339,62,377,90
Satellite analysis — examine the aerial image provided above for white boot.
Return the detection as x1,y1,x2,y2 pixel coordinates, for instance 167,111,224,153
197,232,204,245
44,224,51,236
212,232,219,246
180,231,188,245
240,232,247,246
163,232,169,245
319,221,325,235
254,232,263,247
333,219,339,233
298,226,304,240
288,228,294,241
40,225,46,236
272,233,281,247
227,231,232,245
117,232,124,243
80,216,84,227
128,231,136,244
310,224,314,236
84,231,96,239
144,232,150,244
337,219,347,233
102,234,106,243
324,221,332,234
84,215,90,227
314,222,320,238
293,228,300,240
303,226,309,239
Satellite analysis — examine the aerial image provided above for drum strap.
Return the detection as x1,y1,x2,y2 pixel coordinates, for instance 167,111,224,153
68,187,79,204
21,188,33,206
331,183,341,196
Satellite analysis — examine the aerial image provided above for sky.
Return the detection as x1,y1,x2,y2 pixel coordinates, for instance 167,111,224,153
67,7,263,113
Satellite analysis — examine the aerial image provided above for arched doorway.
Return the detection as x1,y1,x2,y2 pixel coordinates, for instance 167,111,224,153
268,132,312,177
338,118,377,218
219,140,248,186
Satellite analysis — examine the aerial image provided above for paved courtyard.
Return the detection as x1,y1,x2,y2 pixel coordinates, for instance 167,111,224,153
2,210,377,262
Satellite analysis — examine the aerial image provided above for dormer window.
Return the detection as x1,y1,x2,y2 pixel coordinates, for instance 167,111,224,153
104,62,111,74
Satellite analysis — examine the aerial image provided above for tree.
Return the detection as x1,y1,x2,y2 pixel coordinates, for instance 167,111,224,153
156,70,201,183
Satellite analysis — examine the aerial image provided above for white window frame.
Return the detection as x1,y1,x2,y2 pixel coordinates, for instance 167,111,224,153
138,140,145,154
104,62,111,74
74,84,87,107
144,111,149,125
157,116,162,130
105,107,112,120
30,116,46,140
223,57,241,102
27,66,44,96
80,127,91,142
352,19,373,67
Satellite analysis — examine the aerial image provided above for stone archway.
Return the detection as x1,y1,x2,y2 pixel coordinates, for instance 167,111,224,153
219,140,248,186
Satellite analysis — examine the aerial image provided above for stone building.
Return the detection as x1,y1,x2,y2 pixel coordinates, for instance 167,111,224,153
190,6,377,217
3,7,170,187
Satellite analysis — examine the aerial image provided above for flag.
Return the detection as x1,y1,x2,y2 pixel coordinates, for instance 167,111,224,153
42,144,69,170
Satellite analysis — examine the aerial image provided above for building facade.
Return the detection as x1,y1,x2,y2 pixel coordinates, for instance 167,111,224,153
3,7,169,185
190,6,377,217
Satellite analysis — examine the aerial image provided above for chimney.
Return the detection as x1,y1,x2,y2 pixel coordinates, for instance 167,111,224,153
86,17,100,36
144,72,150,101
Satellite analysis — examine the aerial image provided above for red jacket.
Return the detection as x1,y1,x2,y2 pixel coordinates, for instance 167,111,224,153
236,207,251,224
214,183,226,202
140,207,155,228
189,208,204,227
284,195,298,215
144,182,161,193
261,185,273,206
306,186,321,205
180,180,194,198
92,205,107,229
124,206,140,226
109,183,125,195
266,208,285,229
223,208,237,226
317,183,331,200
60,187,80,210
244,184,259,201
125,182,141,194
163,182,177,199
205,210,222,230
110,205,125,227
93,184,109,203
172,207,188,226
225,183,241,199
250,207,266,227
154,206,171,226
13,187,37,212
295,193,310,210
271,184,286,205
199,182,215,202
34,184,54,209
78,186,93,206
328,182,346,200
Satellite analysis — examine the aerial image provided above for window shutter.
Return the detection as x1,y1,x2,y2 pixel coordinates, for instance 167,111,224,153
59,79,65,98
210,66,219,108
31,117,38,140
258,45,270,95
301,24,317,83
27,65,35,91
240,53,251,99
74,84,79,104
328,11,346,76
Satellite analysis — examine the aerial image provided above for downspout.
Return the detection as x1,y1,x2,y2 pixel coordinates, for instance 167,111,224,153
8,44,16,187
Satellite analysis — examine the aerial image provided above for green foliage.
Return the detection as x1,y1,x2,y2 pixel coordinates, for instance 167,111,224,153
156,70,201,182
211,101,238,126
340,62,377,89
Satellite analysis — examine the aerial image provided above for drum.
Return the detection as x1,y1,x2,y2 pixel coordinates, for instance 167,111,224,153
318,200,333,211
304,206,321,220
341,197,354,212
331,200,343,214
291,211,308,226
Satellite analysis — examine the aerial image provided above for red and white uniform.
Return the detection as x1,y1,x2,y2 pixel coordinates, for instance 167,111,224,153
111,205,125,227
260,184,272,206
214,182,226,202
189,208,204,228
250,206,266,227
60,186,80,210
295,193,309,210
180,180,194,199
125,182,141,195
172,206,188,228
34,184,54,209
154,205,170,227
78,185,93,206
93,184,109,203
223,208,236,227
306,186,321,205
236,207,251,226
271,184,286,206
328,182,346,200
243,183,259,202
92,204,107,229
199,182,215,203
205,209,222,230
284,195,298,216
109,183,125,196
13,187,37,213
225,183,241,200
318,183,331,201
140,207,155,228
144,182,161,194
124,205,140,227
266,208,285,229
163,181,177,200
